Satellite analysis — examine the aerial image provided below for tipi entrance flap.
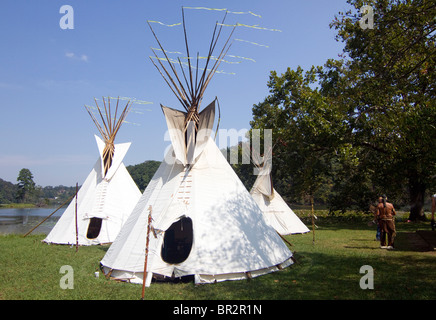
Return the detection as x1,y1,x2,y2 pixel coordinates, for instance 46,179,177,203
153,199,189,232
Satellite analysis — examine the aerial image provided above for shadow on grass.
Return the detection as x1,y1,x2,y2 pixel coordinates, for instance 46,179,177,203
181,246,436,300
343,231,434,252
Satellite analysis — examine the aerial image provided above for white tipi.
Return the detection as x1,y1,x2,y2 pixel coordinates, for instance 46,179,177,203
44,98,141,246
250,163,310,235
100,11,294,286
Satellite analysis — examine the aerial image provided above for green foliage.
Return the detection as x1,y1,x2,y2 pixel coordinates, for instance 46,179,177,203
250,0,435,215
0,178,17,204
251,66,347,206
38,185,77,205
126,160,161,192
16,168,36,203
0,161,161,206
0,171,76,206
325,0,436,219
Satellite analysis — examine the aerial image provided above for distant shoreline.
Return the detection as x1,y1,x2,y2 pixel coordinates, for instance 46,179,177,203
0,203,39,209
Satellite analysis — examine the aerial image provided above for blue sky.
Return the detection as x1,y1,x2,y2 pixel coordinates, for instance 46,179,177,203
0,0,351,187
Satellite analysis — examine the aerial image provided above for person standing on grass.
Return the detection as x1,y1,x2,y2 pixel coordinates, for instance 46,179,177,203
375,195,396,249
370,204,381,241
431,194,436,231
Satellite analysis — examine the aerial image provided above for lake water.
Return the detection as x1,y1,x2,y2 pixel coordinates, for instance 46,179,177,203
0,207,65,235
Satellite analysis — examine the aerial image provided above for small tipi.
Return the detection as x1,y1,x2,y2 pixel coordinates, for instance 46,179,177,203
250,162,310,235
44,98,141,246
100,10,294,286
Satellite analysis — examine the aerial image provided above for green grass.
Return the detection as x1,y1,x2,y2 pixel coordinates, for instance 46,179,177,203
1,211,435,300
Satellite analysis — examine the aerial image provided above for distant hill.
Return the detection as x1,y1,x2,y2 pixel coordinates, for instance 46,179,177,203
0,161,162,205
0,158,248,205
126,160,161,192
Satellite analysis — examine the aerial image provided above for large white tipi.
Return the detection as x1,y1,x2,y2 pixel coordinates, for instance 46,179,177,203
250,163,310,235
44,98,141,246
100,11,294,286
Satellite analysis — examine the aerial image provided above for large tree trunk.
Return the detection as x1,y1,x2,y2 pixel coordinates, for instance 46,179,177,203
408,175,426,221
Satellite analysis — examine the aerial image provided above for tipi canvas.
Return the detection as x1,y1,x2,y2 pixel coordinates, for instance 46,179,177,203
100,11,294,286
250,164,310,235
100,102,294,285
44,98,141,246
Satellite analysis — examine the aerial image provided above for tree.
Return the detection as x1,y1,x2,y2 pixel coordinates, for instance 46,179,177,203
324,0,436,220
250,0,435,217
251,66,347,207
0,178,18,204
16,168,36,203
126,160,161,192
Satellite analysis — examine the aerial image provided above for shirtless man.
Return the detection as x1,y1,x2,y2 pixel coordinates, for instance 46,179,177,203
375,195,396,249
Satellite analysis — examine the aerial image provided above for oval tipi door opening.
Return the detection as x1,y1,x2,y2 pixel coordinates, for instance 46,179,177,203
161,217,193,264
86,217,102,239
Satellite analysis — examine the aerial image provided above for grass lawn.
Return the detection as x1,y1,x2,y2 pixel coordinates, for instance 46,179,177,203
0,211,435,301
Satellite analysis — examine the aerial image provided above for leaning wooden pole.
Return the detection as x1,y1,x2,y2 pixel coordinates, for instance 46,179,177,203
75,183,79,252
141,207,153,300
277,232,293,247
23,193,75,237
311,195,316,244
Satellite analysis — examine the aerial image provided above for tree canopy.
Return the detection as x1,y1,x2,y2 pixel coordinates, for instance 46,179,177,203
126,160,161,192
250,0,435,218
16,168,36,203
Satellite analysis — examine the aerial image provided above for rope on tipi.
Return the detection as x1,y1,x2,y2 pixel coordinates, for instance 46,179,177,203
85,96,133,176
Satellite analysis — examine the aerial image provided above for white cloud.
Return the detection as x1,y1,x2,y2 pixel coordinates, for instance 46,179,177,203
65,52,89,62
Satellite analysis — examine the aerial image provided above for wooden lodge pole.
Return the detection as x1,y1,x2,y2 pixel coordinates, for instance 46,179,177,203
311,195,316,244
75,183,79,252
141,207,153,300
